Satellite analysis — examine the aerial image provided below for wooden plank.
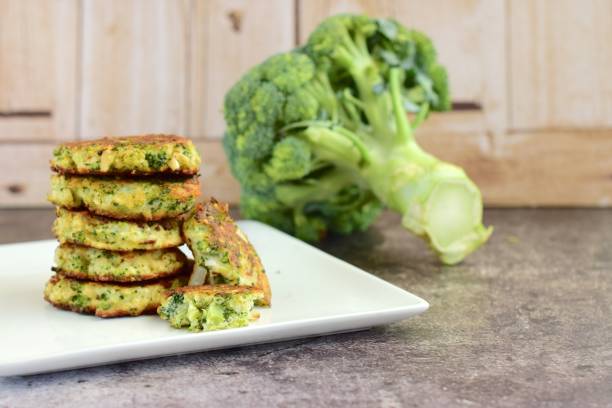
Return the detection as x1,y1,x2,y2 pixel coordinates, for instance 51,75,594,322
79,0,190,138
195,140,240,203
419,111,486,135
3,130,611,208
478,0,507,136
53,0,80,141
0,144,55,207
510,0,612,129
0,0,54,111
0,118,54,141
298,0,507,135
417,130,612,207
189,0,295,138
0,0,78,141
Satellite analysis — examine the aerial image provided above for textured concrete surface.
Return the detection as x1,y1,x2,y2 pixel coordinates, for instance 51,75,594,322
1,208,611,407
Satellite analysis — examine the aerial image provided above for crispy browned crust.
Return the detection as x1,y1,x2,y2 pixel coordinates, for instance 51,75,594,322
51,166,199,177
190,200,255,273
257,268,272,307
51,267,183,283
65,205,193,223
191,201,249,274
95,305,159,318
53,238,182,252
60,134,191,148
54,207,187,230
43,294,159,318
52,267,185,283
170,176,201,200
167,284,264,297
51,135,199,176
192,198,230,222
46,268,191,288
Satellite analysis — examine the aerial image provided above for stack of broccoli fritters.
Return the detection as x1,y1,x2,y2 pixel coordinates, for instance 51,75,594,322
44,135,201,317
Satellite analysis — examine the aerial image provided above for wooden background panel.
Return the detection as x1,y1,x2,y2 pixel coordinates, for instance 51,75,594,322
0,0,78,141
195,141,240,202
0,0,53,111
1,0,612,208
0,144,55,207
190,0,295,139
418,130,612,207
79,0,190,139
510,0,612,129
200,127,612,208
6,132,611,208
298,0,507,135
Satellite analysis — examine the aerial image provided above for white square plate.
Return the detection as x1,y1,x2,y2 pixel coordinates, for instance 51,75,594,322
0,221,428,376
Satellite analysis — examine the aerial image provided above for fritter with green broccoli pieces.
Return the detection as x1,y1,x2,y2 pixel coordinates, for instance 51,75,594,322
48,174,200,221
51,135,201,176
53,208,184,251
54,244,188,282
44,272,189,318
158,285,263,332
182,199,271,306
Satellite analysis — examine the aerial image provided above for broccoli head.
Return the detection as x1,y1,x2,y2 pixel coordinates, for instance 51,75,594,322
223,14,491,264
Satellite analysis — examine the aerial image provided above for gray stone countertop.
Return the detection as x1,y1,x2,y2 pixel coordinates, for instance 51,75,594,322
0,208,611,407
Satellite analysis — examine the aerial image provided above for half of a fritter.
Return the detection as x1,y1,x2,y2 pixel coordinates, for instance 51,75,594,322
44,273,189,318
182,199,271,306
54,244,188,282
51,135,201,176
158,285,263,332
48,174,200,221
53,207,183,251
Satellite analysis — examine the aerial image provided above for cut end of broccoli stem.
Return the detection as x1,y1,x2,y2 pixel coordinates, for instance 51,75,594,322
400,171,492,265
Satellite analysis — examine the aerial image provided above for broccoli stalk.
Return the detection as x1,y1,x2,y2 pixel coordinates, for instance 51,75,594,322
365,68,491,264
277,69,490,264
223,14,492,264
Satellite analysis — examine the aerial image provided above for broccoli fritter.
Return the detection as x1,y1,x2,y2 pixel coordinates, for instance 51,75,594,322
44,273,189,318
48,174,200,221
53,208,183,251
51,135,201,176
182,199,271,306
158,285,263,332
54,244,188,282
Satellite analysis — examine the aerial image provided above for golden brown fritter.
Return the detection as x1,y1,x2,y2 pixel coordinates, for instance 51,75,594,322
182,199,271,306
44,272,189,318
158,285,263,331
53,244,188,282
51,135,201,176
53,207,184,251
48,174,200,221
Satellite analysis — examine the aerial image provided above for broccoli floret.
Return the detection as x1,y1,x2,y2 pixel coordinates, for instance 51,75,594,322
264,137,313,182
145,152,168,170
159,292,185,317
223,14,492,264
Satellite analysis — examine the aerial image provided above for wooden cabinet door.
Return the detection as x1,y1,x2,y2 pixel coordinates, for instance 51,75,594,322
510,0,612,129
0,0,78,142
